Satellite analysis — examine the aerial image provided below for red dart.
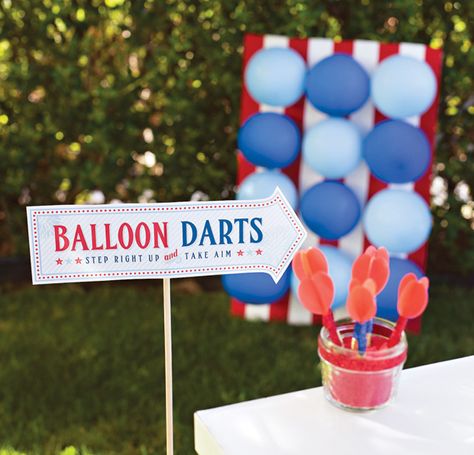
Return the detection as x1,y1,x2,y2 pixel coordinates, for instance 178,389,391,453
293,247,328,280
295,253,341,346
346,284,377,324
388,275,430,347
298,272,334,316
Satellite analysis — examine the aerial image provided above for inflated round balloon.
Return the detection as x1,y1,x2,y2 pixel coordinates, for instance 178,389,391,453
363,120,431,184
237,170,298,209
363,190,432,254
292,246,353,310
303,118,362,179
300,182,361,239
245,47,306,107
377,257,424,321
372,55,437,119
305,54,370,116
222,268,291,304
238,113,301,169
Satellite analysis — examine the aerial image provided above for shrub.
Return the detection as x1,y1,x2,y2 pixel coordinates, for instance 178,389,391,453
0,1,473,275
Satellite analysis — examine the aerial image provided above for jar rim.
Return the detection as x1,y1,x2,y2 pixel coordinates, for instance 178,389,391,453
319,317,408,360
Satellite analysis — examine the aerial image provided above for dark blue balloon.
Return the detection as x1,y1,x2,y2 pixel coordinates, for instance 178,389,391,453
363,120,431,184
238,113,301,169
377,258,424,321
300,181,361,240
305,54,370,117
222,268,291,304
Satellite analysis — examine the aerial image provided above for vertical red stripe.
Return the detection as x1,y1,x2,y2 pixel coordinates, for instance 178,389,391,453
231,298,246,318
232,34,264,319
409,46,443,270
334,40,353,54
236,34,263,185
240,34,263,124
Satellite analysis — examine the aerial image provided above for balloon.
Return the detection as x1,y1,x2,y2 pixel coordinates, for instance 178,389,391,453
292,245,353,310
300,181,361,239
237,170,298,209
222,268,291,304
238,113,301,169
245,47,306,107
377,258,424,321
363,189,432,254
302,118,362,178
371,55,437,119
363,120,431,184
305,53,370,116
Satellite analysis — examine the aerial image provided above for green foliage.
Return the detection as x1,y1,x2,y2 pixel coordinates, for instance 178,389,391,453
0,1,473,274
0,283,472,454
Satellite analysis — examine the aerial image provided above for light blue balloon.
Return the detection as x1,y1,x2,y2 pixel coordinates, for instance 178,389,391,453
302,118,362,178
245,47,306,107
363,189,432,254
291,245,353,310
237,170,298,209
372,55,437,119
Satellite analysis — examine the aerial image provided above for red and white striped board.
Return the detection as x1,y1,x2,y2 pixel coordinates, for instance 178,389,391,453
231,34,443,328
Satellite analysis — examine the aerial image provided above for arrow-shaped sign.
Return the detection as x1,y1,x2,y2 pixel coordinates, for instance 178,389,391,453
26,189,307,285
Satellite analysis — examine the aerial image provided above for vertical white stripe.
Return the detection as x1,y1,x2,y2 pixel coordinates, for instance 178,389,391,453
287,38,334,325
259,105,284,114
244,35,291,322
340,40,380,259
245,303,271,321
264,35,289,48
299,38,334,196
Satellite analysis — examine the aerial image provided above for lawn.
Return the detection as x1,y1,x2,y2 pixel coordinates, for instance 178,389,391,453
0,282,472,454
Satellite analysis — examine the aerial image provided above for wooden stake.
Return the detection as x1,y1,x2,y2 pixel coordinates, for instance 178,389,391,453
163,278,173,455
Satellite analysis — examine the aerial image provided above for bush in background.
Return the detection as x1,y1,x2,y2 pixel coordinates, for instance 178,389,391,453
0,0,473,276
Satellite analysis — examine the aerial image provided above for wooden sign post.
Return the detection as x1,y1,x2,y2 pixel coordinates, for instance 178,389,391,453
26,189,306,454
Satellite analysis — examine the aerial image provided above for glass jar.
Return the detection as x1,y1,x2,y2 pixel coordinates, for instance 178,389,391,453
318,318,408,411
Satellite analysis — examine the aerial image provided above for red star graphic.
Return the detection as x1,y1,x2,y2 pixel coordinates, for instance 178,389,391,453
237,250,244,257
256,249,263,255
56,258,63,265
75,257,82,264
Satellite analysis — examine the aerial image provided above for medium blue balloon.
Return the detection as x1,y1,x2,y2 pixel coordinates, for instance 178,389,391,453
364,190,432,254
300,181,361,239
238,113,301,169
237,170,298,209
363,120,431,184
305,54,370,116
372,55,437,119
303,118,362,178
222,268,291,304
291,245,353,310
377,258,424,321
245,47,306,107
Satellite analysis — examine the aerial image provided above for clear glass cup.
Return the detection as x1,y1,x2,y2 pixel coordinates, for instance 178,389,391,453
318,318,408,411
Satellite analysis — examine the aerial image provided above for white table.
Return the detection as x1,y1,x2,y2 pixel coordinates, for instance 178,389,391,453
195,356,474,455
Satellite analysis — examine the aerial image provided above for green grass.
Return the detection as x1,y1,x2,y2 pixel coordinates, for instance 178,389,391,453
0,282,472,454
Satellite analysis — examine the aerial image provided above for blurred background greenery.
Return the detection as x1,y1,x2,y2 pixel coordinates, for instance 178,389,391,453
0,0,473,276
0,1,474,454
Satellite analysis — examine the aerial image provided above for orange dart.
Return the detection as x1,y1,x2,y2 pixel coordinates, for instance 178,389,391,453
388,275,430,347
351,246,389,295
298,272,334,316
294,248,342,345
346,285,377,323
346,282,377,353
292,247,328,280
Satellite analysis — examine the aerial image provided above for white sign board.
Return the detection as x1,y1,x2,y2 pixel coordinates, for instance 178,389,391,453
26,189,306,285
